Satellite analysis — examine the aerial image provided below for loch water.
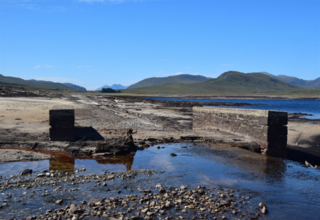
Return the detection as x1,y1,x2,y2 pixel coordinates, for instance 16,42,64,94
0,143,319,219
147,98,320,119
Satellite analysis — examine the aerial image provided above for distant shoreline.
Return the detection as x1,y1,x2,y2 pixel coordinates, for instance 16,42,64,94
109,93,320,100
158,95,320,100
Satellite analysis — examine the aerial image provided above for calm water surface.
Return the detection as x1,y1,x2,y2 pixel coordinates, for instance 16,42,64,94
0,143,319,219
148,98,320,119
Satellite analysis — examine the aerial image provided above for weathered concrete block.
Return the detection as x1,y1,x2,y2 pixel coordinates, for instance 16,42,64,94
49,109,74,128
50,127,75,141
258,111,288,126
193,107,288,157
262,148,287,157
264,126,288,136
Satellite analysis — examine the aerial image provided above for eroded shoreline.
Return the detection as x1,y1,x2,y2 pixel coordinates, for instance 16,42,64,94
0,92,320,219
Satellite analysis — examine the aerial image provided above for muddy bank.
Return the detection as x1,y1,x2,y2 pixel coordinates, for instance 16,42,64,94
0,133,258,160
0,93,256,160
0,149,52,163
0,92,319,166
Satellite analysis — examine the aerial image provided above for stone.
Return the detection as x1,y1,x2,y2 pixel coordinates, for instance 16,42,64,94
88,199,100,206
147,212,154,216
56,199,63,205
68,204,77,214
259,202,266,208
20,169,33,175
261,206,267,214
141,208,148,213
37,173,45,177
180,185,187,190
259,202,267,214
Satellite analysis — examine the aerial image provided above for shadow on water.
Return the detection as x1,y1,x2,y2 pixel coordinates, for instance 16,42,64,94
287,146,320,166
49,157,75,174
74,126,104,141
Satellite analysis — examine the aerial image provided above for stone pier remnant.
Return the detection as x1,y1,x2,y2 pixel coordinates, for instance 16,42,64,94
49,109,75,141
193,107,288,157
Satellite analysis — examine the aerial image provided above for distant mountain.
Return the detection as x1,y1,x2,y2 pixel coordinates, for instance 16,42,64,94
96,84,128,91
63,83,86,91
28,79,86,91
127,74,210,89
0,74,78,90
261,72,320,88
124,71,308,95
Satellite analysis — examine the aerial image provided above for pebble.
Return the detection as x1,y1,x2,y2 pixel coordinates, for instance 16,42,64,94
55,199,63,205
0,168,261,219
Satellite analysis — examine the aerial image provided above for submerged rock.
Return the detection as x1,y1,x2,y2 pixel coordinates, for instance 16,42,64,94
20,169,33,175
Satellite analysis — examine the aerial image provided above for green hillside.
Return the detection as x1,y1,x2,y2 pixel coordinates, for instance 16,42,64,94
0,74,78,90
261,72,320,88
124,71,312,95
127,74,210,89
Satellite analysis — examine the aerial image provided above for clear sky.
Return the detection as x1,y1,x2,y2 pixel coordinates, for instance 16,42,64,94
0,0,319,90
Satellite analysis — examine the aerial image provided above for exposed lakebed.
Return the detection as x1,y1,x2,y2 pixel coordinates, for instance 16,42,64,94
0,143,319,219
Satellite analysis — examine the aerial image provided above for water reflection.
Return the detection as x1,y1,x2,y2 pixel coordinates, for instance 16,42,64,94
185,143,287,184
265,158,287,184
49,157,75,173
95,155,134,171
49,154,135,173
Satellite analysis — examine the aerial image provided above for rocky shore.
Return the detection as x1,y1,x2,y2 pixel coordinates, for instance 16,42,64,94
0,149,52,163
1,91,320,219
0,169,266,220
1,92,319,164
0,93,257,160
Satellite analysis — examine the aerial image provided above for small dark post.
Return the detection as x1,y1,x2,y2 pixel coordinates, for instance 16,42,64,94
49,109,75,141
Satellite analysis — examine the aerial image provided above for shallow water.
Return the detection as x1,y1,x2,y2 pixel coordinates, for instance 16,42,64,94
147,98,320,119
0,143,320,219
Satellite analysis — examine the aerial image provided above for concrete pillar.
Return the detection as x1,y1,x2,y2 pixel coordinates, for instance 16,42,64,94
49,109,75,141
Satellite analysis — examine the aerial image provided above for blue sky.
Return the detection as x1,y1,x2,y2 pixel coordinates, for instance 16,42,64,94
0,0,319,90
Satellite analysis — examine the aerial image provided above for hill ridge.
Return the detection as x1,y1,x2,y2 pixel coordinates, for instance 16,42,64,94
0,74,85,91
127,74,210,89
124,71,310,95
